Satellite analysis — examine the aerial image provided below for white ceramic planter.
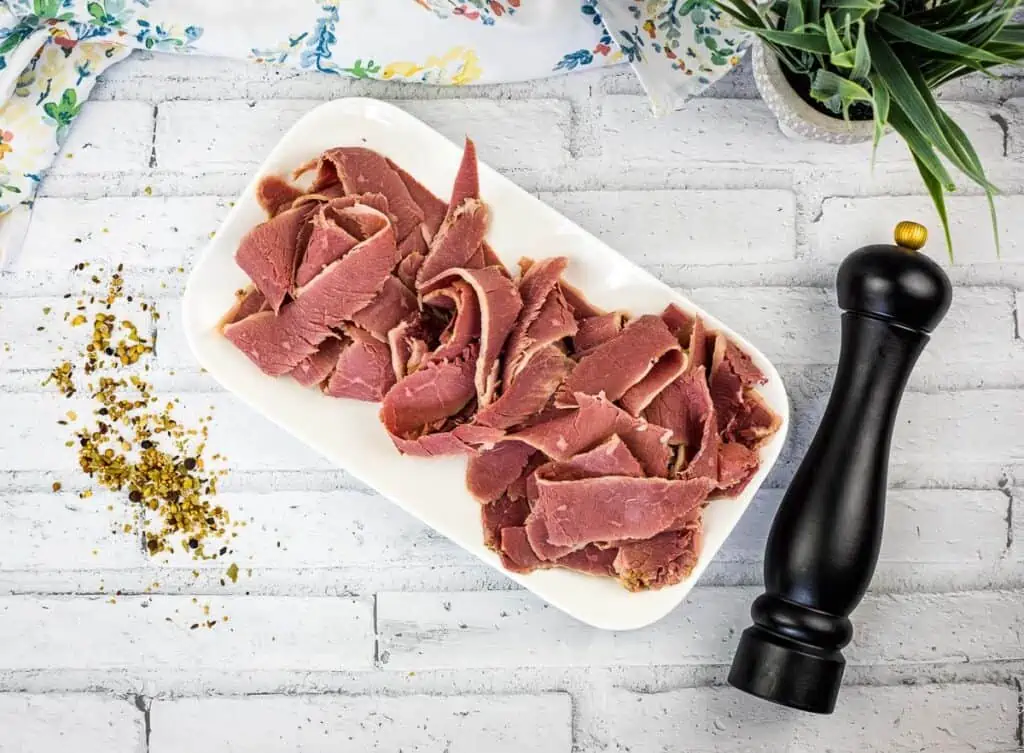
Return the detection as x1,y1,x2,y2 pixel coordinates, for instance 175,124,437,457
751,41,874,144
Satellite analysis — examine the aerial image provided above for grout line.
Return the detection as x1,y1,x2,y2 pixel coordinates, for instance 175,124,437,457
148,104,158,169
372,594,380,668
134,694,151,751
1016,676,1023,750
1000,476,1015,553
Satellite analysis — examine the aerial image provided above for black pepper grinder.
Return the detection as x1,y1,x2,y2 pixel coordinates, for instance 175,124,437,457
727,221,952,714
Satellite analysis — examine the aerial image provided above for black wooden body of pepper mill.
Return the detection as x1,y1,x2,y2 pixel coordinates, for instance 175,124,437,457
727,221,953,715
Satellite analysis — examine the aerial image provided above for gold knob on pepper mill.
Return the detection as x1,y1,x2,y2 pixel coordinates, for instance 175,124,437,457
894,221,928,251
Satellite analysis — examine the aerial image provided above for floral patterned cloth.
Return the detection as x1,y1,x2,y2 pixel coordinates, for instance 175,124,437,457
0,0,746,261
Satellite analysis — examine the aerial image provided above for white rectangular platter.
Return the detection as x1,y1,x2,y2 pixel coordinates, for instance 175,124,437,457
183,97,790,631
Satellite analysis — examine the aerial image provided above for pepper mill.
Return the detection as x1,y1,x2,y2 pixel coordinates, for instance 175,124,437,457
727,221,952,714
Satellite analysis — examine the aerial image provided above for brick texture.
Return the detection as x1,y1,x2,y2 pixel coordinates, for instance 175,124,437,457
1,50,1021,751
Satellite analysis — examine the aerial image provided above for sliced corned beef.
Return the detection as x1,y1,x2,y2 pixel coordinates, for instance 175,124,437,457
234,202,315,313
299,147,424,241
223,211,398,375
415,199,489,287
574,312,625,355
645,365,713,446
499,526,546,573
619,348,688,416
219,286,268,328
290,336,344,387
730,389,782,449
716,441,760,493
389,160,448,240
466,440,535,503
380,345,477,440
398,226,429,261
725,340,766,387
563,315,681,403
293,202,358,289
420,266,522,407
614,526,701,592
481,494,530,550
530,474,712,550
509,392,672,478
688,315,708,373
423,280,481,363
474,345,573,430
390,430,478,457
502,257,568,383
323,327,396,402
447,137,479,217
559,545,619,577
709,334,745,434
387,315,432,381
542,434,646,480
661,303,694,340
351,276,417,341
290,183,348,210
257,175,304,217
396,252,425,289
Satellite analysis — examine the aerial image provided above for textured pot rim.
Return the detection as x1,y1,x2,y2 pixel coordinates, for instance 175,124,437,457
752,41,874,140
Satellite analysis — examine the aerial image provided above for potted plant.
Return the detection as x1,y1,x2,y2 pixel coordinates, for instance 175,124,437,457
715,0,1024,254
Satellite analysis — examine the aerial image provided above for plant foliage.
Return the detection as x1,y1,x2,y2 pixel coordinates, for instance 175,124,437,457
715,0,1024,256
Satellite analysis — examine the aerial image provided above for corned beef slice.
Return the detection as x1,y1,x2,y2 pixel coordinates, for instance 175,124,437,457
223,211,398,375
219,286,268,328
499,526,547,573
415,199,489,286
387,314,433,381
380,346,477,440
502,257,569,385
323,327,396,402
660,303,694,340
564,315,681,403
574,311,625,354
300,147,423,241
420,266,522,406
509,393,672,478
645,365,713,446
290,336,344,387
531,474,712,550
614,526,701,591
447,138,480,217
523,435,646,561
257,175,304,217
234,203,315,312
474,345,573,430
481,494,531,550
390,160,448,241
422,280,481,363
467,440,535,503
293,201,359,288
350,276,417,340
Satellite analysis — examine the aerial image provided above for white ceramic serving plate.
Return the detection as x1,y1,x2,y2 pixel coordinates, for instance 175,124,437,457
183,98,790,631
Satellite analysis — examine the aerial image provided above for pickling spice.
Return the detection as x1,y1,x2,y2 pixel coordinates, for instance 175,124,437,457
44,265,237,564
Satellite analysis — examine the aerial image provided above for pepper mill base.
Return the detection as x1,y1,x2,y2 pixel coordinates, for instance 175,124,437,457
727,625,845,714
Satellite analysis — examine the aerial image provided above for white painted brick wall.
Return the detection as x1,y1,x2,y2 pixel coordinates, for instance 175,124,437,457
47,102,154,176
599,97,1004,167
0,694,145,753
539,190,797,266
17,197,228,272
1,50,1022,751
150,694,573,753
376,589,1024,669
156,100,570,173
0,596,373,671
814,195,1024,263
603,683,1019,753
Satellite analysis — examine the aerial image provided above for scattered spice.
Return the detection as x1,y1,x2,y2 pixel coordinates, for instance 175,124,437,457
226,563,239,583
51,481,62,492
